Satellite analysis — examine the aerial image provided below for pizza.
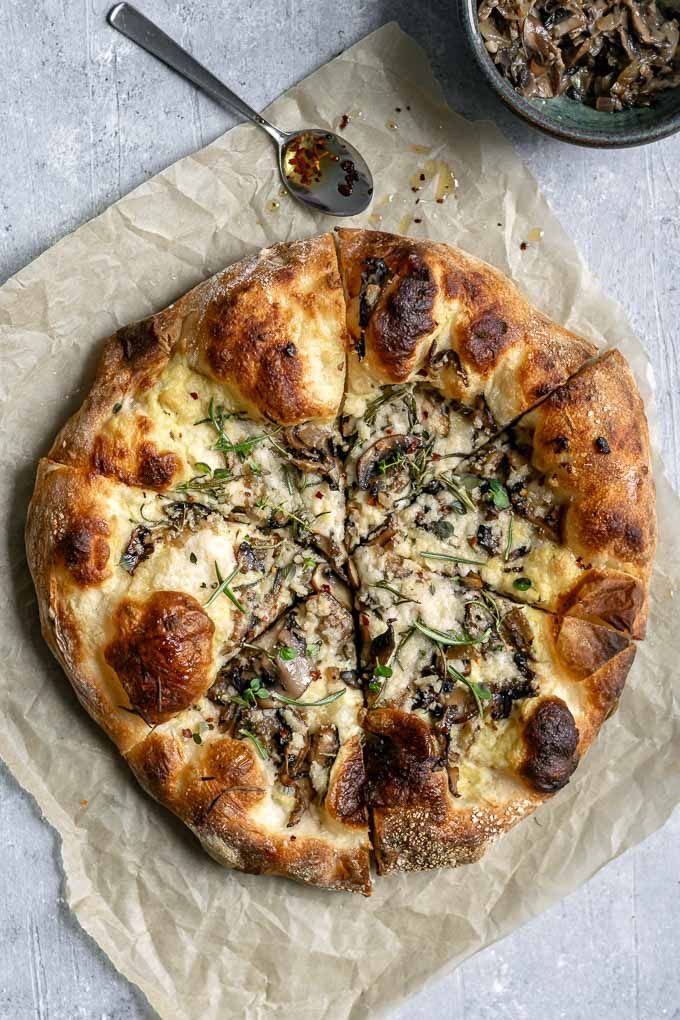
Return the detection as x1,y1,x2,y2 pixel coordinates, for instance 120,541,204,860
26,229,656,894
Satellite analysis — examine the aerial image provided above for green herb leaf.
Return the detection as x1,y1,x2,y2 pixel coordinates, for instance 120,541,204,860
194,462,212,475
439,475,476,513
369,580,420,606
422,551,486,566
189,552,198,564
447,664,492,718
513,577,532,591
112,402,123,415
238,728,268,760
374,664,393,678
269,689,346,708
367,679,382,694
487,479,510,510
192,731,203,745
302,557,317,570
278,646,298,662
504,513,514,562
414,618,490,646
203,562,246,612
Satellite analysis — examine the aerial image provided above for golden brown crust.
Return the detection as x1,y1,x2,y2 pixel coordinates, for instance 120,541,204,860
182,233,348,424
25,460,151,753
126,730,371,894
105,592,215,724
520,351,656,637
335,227,597,422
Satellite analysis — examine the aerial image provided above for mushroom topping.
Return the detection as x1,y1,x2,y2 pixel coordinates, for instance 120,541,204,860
478,0,680,110
120,525,155,574
371,623,396,665
236,540,264,574
359,256,393,327
311,562,353,610
275,623,312,699
281,423,341,487
356,434,421,496
310,725,340,768
502,607,535,656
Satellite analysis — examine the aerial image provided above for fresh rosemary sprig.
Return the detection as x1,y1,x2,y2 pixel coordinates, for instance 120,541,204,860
238,728,268,760
413,618,490,646
204,562,246,612
422,551,487,566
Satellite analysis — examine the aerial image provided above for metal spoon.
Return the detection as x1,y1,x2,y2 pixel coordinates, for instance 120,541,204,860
108,3,373,217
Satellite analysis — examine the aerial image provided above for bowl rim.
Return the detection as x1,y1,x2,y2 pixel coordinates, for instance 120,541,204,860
459,0,680,149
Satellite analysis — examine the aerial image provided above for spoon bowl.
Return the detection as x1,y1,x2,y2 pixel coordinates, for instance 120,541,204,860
109,3,374,215
279,129,373,217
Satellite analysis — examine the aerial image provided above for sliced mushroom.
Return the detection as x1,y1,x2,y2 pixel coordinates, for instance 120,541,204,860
287,778,312,827
274,622,312,699
310,725,340,768
311,562,353,610
236,540,264,573
355,434,420,496
502,607,535,656
281,423,340,487
120,525,155,574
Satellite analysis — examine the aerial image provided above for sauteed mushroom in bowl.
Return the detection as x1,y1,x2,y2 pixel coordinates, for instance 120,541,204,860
460,0,680,146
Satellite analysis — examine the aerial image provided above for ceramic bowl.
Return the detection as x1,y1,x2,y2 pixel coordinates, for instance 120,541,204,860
459,0,680,147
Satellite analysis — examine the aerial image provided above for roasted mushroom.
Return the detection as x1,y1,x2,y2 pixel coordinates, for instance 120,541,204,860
478,0,680,110
281,423,341,487
355,434,420,496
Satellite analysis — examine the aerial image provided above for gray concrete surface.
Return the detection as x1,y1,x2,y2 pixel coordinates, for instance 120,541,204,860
1,1,678,1018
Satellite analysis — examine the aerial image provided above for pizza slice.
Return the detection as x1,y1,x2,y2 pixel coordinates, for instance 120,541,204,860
26,460,346,755
353,351,655,639
124,587,370,892
46,233,349,569
352,543,634,874
335,227,599,548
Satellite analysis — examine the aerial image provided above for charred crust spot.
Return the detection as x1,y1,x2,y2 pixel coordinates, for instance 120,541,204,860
136,442,179,490
595,436,611,454
117,320,158,362
371,254,437,376
549,435,569,453
521,697,579,794
105,591,215,724
56,517,110,586
559,571,644,635
364,709,444,812
463,311,512,370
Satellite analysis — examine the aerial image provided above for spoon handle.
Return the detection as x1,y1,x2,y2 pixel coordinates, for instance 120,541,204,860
108,4,286,144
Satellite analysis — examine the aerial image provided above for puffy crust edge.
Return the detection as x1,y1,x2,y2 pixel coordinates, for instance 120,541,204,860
335,227,597,421
521,350,656,636
25,460,150,753
126,730,372,894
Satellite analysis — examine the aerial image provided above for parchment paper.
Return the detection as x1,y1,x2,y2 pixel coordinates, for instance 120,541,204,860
1,23,678,1020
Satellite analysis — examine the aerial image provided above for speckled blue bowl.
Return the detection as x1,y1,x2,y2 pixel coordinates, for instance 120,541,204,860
460,0,680,147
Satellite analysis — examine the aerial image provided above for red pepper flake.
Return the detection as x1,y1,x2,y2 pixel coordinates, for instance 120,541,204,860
181,728,192,739
520,242,528,251
360,613,369,626
315,490,324,499
419,173,425,181
339,113,350,130
189,391,199,400
414,217,422,223
80,799,89,807
432,452,441,461
311,670,322,681
436,198,444,204
395,106,402,112
290,834,297,841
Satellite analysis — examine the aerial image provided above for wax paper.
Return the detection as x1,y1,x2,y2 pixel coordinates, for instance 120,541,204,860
0,22,678,1020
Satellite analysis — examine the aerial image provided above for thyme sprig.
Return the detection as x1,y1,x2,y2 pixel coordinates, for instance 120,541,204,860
447,663,492,719
422,551,487,566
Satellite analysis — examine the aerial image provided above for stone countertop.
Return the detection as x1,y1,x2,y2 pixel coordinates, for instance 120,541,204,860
1,1,678,1017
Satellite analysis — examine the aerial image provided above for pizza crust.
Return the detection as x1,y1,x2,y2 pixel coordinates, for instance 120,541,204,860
26,229,655,891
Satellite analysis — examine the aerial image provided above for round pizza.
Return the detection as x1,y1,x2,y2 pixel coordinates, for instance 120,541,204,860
26,229,656,894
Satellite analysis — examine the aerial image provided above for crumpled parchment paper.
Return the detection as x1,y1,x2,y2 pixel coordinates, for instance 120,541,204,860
0,22,678,1020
